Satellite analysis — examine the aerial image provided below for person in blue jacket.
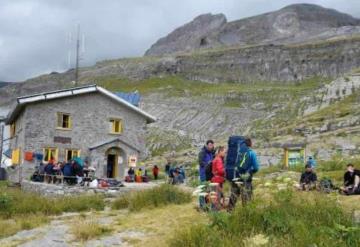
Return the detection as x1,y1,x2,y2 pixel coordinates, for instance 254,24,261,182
306,156,317,168
198,140,216,182
236,138,260,181
62,162,75,185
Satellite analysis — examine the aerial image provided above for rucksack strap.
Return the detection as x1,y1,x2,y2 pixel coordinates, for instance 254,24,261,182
239,152,248,168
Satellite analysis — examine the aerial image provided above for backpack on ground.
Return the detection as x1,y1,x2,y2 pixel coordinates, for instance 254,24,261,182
319,178,335,193
205,162,213,181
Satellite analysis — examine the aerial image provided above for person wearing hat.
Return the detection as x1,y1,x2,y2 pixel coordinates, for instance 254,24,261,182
299,164,317,191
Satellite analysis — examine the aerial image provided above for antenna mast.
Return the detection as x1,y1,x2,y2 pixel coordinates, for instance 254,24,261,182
75,24,80,86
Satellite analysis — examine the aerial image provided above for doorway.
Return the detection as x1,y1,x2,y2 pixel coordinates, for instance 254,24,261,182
107,154,117,178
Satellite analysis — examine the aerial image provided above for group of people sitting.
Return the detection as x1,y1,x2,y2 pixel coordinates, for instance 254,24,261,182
31,158,92,185
165,162,186,185
298,162,360,195
126,165,159,183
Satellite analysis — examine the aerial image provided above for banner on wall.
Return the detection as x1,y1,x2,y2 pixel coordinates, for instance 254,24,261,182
128,155,137,167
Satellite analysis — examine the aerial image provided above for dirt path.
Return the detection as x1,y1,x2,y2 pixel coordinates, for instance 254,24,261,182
0,200,203,247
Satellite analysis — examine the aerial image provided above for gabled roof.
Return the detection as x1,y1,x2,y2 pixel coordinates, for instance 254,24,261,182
89,137,141,153
5,85,156,124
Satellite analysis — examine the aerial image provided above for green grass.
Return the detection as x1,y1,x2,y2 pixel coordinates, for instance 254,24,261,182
112,184,191,212
0,214,49,239
71,220,112,241
93,75,328,97
169,190,360,247
305,91,359,123
0,188,105,218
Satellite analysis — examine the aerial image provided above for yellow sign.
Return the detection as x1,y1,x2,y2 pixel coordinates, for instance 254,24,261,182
12,148,21,165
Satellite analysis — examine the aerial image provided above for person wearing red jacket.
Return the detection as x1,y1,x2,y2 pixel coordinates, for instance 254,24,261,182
152,165,159,180
211,146,226,187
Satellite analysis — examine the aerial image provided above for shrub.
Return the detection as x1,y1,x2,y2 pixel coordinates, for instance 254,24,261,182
112,184,192,211
71,220,112,241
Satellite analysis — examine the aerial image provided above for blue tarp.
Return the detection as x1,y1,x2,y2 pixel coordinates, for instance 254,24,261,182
114,92,141,107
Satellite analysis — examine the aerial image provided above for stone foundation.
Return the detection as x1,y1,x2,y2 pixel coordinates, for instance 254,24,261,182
21,180,158,197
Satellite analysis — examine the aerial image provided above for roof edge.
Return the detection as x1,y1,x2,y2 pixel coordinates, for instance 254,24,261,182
5,84,156,124
96,86,156,123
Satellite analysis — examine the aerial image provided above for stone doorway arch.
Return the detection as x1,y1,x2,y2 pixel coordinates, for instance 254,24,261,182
105,147,127,179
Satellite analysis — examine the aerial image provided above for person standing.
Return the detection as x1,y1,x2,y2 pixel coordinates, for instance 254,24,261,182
211,146,226,187
152,165,159,180
198,140,215,182
165,161,171,176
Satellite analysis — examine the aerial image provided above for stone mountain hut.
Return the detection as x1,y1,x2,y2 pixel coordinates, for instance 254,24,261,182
5,85,156,182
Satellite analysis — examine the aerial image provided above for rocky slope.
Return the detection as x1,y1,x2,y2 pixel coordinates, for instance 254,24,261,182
145,4,360,56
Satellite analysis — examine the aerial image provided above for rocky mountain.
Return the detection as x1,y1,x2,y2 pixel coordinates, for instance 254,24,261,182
145,4,360,56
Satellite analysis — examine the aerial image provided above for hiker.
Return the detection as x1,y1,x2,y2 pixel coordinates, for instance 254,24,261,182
152,165,159,180
165,161,171,176
53,162,63,184
179,166,186,180
235,138,259,182
142,169,149,182
198,140,215,182
72,159,84,184
168,166,175,184
211,146,226,187
172,167,184,184
44,161,55,183
127,167,135,182
37,161,46,182
62,161,75,185
306,156,317,168
299,164,317,191
340,164,360,195
135,168,143,182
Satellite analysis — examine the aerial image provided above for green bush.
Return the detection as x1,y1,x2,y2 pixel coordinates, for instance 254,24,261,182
112,184,191,211
169,190,360,247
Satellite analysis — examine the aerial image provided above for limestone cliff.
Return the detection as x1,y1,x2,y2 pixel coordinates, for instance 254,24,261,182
145,4,360,56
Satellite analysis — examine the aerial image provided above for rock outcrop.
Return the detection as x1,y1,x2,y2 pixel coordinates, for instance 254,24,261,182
145,13,227,56
145,4,360,56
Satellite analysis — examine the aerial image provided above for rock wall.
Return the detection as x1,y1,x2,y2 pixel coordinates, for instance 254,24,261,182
175,38,360,83
20,180,157,197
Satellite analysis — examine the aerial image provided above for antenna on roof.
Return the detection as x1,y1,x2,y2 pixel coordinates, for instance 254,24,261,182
75,24,80,86
67,24,85,86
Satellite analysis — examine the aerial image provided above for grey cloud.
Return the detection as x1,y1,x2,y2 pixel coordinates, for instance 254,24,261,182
0,0,359,82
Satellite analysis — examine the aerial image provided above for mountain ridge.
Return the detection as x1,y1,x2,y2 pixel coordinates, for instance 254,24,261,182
145,3,360,56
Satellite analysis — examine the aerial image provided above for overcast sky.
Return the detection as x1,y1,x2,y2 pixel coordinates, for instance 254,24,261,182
0,0,359,82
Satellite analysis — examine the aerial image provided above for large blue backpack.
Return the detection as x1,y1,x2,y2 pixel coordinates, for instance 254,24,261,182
225,136,245,180
235,141,251,176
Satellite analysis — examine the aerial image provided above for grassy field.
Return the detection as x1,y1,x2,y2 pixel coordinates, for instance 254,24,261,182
0,183,105,239
93,75,328,97
0,169,359,246
170,190,360,247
